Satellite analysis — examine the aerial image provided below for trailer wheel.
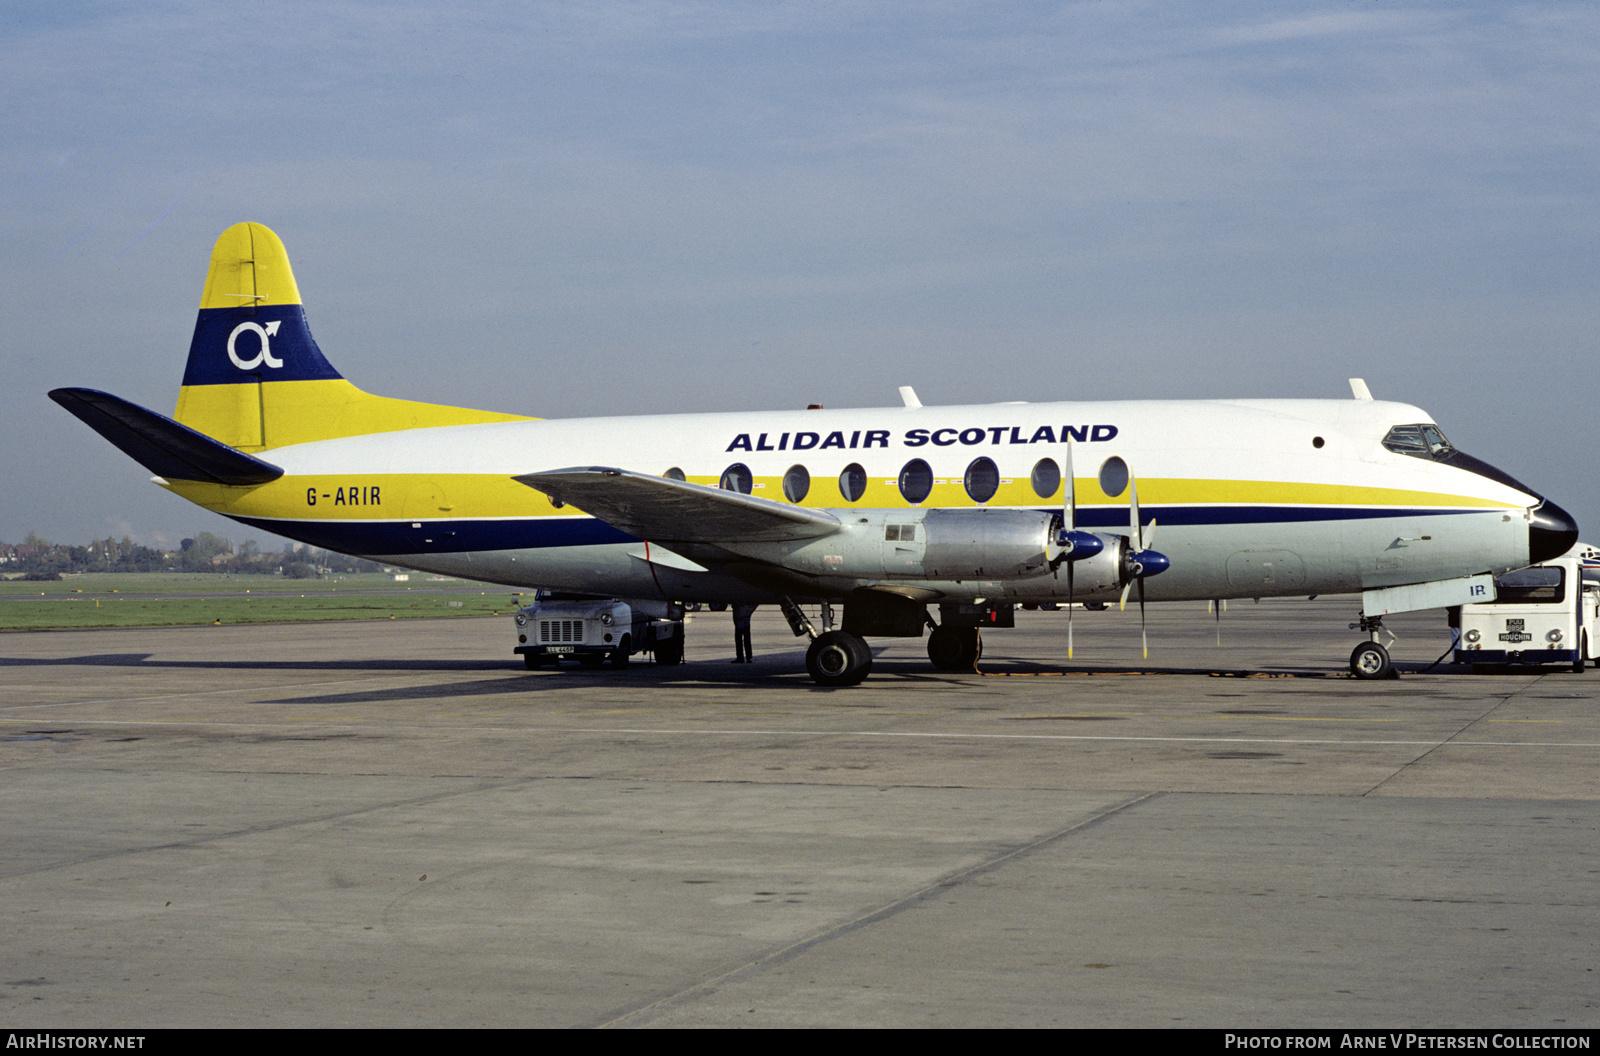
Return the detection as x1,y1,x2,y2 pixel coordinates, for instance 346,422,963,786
654,636,684,666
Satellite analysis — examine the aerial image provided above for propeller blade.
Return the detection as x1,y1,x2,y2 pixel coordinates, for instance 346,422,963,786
1139,576,1148,659
1067,561,1075,659
1063,442,1076,532
1128,471,1142,553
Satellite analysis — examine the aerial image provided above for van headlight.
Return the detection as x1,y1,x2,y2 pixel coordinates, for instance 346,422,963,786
515,613,526,626
1546,629,1563,643
600,612,614,626
1464,629,1480,643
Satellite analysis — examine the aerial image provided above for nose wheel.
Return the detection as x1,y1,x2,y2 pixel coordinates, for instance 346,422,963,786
1349,613,1396,679
1349,641,1393,679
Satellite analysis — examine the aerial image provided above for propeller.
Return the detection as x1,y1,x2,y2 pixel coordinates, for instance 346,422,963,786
1050,441,1103,659
1115,470,1171,659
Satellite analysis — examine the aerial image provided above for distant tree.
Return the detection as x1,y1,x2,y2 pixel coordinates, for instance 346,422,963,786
281,559,317,579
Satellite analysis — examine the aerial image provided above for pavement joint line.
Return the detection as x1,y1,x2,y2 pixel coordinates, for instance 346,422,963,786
4,716,1600,749
0,676,450,711
589,789,1161,1028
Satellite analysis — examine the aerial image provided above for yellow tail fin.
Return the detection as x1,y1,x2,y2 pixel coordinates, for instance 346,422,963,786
172,222,529,451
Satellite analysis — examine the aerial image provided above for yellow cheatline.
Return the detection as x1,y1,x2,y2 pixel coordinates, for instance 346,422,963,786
174,379,534,451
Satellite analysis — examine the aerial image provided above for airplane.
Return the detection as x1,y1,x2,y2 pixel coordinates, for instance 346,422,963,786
51,222,1580,686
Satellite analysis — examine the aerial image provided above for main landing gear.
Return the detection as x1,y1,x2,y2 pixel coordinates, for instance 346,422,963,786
926,624,981,671
1348,613,1395,679
782,598,873,687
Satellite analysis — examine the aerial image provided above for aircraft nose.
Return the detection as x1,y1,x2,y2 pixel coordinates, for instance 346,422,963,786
1528,498,1579,564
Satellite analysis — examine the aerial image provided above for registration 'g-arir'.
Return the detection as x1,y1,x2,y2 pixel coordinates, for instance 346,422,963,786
52,223,1579,685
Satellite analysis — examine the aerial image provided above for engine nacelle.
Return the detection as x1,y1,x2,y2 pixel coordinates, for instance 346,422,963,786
742,508,1057,581
920,508,1055,579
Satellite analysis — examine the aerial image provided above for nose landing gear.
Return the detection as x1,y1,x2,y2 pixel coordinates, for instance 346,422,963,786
1349,613,1396,679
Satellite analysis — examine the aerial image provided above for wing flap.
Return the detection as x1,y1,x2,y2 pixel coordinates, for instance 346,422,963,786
515,467,841,543
50,388,284,486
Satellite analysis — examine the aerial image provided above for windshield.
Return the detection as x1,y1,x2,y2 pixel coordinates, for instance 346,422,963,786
1382,424,1454,460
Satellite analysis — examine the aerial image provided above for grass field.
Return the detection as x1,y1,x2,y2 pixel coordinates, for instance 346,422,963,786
0,573,530,630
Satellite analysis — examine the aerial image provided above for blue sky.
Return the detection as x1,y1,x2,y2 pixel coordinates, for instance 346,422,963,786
4,1,1597,548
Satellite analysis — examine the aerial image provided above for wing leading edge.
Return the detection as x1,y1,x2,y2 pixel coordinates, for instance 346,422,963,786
514,467,842,543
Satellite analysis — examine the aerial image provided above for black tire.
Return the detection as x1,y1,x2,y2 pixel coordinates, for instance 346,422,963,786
1575,633,1588,674
654,636,684,666
523,653,545,671
611,636,631,667
1350,641,1392,679
927,625,981,671
806,631,872,687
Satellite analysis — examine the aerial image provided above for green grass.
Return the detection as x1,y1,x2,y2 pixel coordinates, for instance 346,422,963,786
0,573,531,630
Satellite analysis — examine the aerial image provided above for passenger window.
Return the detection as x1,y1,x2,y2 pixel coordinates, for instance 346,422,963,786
783,464,810,503
1098,456,1128,498
839,463,867,502
719,463,753,494
899,459,933,504
964,457,999,503
1030,458,1060,499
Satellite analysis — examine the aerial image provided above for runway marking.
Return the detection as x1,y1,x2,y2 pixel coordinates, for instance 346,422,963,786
3,716,1599,750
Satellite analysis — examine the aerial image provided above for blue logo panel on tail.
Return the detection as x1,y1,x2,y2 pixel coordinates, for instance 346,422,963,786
181,305,343,386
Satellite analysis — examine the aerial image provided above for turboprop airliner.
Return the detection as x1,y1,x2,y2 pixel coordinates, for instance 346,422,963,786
51,222,1579,686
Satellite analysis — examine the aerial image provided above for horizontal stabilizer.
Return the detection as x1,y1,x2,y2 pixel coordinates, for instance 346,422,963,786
515,467,841,543
49,388,284,486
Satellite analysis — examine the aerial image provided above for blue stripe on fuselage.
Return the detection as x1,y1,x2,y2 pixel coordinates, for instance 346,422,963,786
227,505,1486,558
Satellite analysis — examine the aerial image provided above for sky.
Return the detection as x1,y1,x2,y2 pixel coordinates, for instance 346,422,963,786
3,1,1597,550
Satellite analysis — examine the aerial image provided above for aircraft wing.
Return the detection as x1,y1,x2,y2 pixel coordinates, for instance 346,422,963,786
515,467,842,543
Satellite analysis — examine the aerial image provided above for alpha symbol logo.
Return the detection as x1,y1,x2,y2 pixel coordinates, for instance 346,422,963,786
227,320,284,370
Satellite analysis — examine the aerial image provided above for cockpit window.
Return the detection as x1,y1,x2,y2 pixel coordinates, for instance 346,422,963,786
1382,424,1454,460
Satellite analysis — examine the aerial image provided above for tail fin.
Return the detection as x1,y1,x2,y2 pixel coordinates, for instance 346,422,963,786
173,222,529,451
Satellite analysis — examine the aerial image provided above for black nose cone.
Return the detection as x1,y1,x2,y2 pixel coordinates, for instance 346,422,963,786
1529,499,1580,564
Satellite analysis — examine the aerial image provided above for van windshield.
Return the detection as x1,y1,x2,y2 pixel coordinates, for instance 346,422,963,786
1490,566,1565,604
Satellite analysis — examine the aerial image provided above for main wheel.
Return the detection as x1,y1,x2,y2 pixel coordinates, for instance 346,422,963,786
806,631,872,687
927,625,981,671
1350,641,1392,679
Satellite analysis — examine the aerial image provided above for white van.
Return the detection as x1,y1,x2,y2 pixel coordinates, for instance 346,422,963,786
1454,544,1600,672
